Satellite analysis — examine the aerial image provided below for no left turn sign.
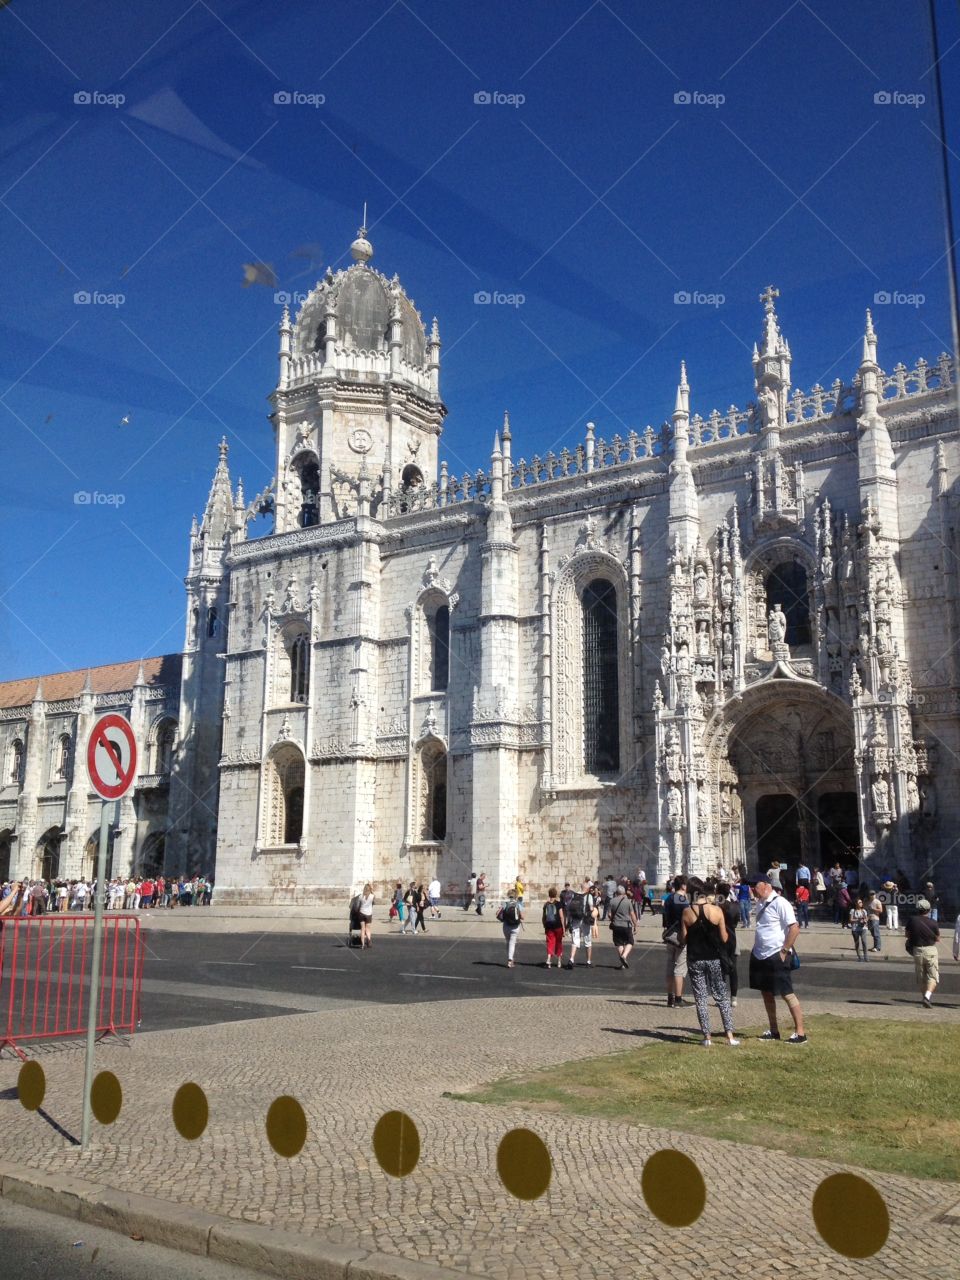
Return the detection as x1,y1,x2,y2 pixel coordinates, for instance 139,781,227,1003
87,713,138,800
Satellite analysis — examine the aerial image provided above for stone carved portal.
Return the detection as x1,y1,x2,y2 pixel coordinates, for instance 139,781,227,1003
707,683,858,874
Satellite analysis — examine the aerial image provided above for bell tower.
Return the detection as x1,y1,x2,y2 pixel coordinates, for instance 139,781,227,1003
270,223,446,531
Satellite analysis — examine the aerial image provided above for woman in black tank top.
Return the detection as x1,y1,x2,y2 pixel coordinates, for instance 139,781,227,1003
679,878,739,1047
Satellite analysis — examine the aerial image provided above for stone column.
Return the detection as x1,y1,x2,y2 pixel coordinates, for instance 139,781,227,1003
470,437,520,895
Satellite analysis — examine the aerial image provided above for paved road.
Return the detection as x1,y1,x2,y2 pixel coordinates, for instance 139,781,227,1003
0,1197,270,1280
134,926,960,1034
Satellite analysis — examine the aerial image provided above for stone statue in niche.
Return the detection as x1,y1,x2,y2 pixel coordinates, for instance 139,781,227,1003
696,621,711,657
906,775,920,814
694,564,708,603
871,775,889,815
720,566,733,605
758,385,779,429
666,784,684,830
768,603,786,647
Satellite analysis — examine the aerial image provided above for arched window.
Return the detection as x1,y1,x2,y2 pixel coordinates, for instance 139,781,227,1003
55,734,71,781
297,459,320,528
428,605,450,691
262,745,305,846
420,744,447,841
285,786,304,844
207,606,219,638
189,606,199,646
154,720,177,775
290,634,310,704
765,561,811,646
582,578,620,774
9,739,24,785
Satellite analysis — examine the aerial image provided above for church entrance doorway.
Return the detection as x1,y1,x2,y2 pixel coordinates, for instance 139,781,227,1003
817,792,860,868
755,794,801,867
718,683,858,878
37,828,63,881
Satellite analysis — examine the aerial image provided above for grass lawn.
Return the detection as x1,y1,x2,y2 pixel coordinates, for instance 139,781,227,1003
451,1015,960,1181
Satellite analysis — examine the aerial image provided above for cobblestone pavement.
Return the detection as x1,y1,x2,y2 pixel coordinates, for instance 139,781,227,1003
1,978,958,1279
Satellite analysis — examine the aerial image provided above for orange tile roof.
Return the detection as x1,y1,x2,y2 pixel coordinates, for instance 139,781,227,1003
0,655,182,710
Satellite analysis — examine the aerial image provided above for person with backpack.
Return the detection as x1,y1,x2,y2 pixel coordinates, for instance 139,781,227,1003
499,890,523,967
541,887,566,968
608,883,639,969
565,878,597,968
475,871,487,916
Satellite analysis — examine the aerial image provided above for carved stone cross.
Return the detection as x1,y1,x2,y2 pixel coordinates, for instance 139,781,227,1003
759,284,780,312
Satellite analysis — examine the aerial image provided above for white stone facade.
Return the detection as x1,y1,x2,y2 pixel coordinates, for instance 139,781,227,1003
3,234,959,903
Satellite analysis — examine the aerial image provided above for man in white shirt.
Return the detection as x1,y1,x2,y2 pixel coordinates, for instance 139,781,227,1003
748,874,807,1044
427,877,442,919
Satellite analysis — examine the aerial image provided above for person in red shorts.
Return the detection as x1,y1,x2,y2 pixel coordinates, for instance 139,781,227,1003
541,887,566,969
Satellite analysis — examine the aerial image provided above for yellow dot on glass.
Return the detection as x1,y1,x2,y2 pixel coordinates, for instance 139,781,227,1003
641,1149,706,1227
172,1083,209,1141
17,1060,45,1112
90,1071,122,1126
373,1110,421,1178
496,1128,552,1201
266,1095,307,1158
812,1172,889,1258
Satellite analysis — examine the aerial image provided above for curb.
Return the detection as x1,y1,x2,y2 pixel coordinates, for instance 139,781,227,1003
0,1159,465,1280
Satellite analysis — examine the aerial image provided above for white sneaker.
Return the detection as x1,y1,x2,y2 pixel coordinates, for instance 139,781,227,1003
730,998,737,1007
727,1038,741,1047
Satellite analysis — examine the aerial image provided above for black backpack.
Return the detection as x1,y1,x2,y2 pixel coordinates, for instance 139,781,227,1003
568,892,589,923
502,900,520,926
542,900,561,928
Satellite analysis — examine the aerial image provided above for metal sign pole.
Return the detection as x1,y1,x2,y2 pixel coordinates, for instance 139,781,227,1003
80,797,115,1151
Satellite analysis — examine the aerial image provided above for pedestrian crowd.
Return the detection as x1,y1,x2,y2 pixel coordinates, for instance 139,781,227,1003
346,859,958,1025
0,873,214,916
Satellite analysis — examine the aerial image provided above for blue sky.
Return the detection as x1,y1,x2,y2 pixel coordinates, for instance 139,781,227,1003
1,0,958,679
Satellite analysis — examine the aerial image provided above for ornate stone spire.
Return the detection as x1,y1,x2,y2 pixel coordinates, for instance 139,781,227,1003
753,286,791,440
199,437,235,543
668,360,699,552
501,410,512,465
672,361,690,461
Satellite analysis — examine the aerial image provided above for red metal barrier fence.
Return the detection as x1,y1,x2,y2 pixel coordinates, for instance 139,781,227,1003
0,915,144,1059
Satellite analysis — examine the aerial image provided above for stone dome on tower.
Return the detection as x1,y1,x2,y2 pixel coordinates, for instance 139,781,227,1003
290,225,431,374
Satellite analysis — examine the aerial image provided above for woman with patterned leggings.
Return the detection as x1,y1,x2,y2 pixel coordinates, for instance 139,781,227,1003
679,878,740,1047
